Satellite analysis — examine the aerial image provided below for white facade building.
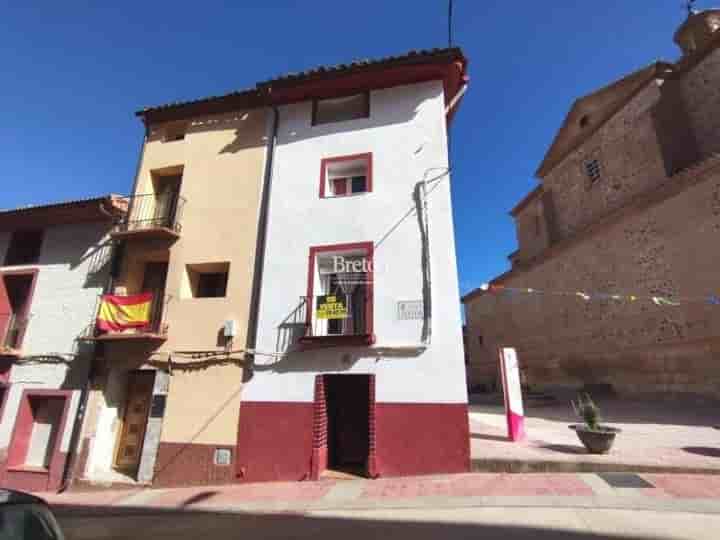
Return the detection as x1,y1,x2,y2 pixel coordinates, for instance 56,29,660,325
238,49,470,481
0,196,123,491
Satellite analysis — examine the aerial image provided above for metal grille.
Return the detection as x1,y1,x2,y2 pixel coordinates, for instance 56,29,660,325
584,159,601,183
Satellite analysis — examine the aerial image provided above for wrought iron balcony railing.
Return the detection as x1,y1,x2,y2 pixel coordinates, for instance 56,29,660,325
89,291,171,341
113,191,186,237
302,293,368,338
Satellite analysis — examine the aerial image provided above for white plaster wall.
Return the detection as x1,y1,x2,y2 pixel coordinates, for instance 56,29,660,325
250,80,467,404
0,222,110,452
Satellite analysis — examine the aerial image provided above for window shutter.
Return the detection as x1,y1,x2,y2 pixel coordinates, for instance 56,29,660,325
333,178,348,196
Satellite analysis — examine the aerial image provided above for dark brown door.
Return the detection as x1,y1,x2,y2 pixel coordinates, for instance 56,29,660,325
114,371,155,471
141,262,168,332
325,375,370,470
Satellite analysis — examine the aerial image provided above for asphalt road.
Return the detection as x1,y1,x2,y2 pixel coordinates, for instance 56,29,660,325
55,505,720,540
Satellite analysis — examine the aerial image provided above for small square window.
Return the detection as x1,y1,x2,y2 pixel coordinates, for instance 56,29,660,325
4,229,44,266
197,273,228,298
183,262,230,299
312,93,369,126
321,154,372,198
163,123,187,142
584,159,601,183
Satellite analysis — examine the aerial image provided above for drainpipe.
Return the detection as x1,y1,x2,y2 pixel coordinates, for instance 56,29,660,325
245,106,280,367
58,127,149,493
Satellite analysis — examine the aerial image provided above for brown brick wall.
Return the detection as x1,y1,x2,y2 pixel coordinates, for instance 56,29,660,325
467,168,720,396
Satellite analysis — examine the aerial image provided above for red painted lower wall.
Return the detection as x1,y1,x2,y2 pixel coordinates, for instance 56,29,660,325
236,402,314,482
154,442,236,487
374,403,470,477
236,400,469,483
0,452,68,492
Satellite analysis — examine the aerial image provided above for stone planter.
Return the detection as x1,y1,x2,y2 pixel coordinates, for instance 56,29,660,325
569,424,621,454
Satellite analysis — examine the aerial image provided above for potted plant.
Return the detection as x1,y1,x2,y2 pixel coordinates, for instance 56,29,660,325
569,393,621,454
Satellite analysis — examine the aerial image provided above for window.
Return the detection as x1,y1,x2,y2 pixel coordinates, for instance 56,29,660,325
312,93,369,126
2,273,35,349
4,230,43,266
197,273,228,298
584,159,601,183
478,335,484,345
303,242,374,345
163,123,187,142
183,262,229,298
320,153,372,198
25,397,64,469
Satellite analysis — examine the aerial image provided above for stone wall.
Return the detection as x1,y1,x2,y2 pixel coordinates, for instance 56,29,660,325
466,165,720,396
682,48,720,158
541,83,668,242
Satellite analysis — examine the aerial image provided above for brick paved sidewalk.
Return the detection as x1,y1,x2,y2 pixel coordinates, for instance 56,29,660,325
37,473,720,515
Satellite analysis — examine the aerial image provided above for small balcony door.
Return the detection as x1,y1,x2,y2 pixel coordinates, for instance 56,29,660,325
153,175,181,229
114,370,155,472
141,262,168,333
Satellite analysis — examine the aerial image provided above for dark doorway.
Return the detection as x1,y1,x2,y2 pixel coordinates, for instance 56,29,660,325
324,374,370,475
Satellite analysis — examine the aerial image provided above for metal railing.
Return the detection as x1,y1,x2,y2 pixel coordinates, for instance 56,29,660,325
93,291,171,337
115,191,186,234
2,313,28,350
302,293,368,338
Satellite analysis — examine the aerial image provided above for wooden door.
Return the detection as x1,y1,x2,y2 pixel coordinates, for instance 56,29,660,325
114,371,155,471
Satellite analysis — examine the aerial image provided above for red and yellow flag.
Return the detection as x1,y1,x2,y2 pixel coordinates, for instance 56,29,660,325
97,293,153,332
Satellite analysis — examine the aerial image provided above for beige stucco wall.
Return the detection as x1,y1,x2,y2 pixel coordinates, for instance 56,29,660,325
107,109,269,446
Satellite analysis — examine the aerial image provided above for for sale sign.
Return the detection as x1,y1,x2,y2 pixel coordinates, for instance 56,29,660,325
316,295,348,319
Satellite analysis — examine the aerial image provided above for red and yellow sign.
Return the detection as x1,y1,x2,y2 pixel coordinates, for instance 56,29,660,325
97,293,153,332
316,295,348,320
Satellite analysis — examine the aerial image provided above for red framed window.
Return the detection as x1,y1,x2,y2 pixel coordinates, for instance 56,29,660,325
6,390,71,472
0,269,38,352
319,153,373,198
302,242,374,347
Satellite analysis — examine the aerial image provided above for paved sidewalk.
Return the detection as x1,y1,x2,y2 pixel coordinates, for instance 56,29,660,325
469,397,720,473
38,472,720,514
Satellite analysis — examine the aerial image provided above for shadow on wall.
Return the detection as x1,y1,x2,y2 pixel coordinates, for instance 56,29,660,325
52,503,660,540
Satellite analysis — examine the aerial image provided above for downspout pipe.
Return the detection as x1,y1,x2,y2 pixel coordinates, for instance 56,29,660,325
58,126,149,493
245,106,279,369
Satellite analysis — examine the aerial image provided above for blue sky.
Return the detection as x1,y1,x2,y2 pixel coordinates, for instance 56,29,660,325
1,1,692,295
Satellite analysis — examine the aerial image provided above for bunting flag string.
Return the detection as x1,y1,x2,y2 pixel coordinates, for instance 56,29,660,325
478,283,719,307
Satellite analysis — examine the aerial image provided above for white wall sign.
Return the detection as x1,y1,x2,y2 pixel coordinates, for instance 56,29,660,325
397,300,423,320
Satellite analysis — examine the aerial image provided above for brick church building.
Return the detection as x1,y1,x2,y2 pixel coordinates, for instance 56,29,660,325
463,8,720,397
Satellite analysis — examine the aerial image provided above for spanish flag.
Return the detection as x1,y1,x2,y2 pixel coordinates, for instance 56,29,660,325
97,293,153,332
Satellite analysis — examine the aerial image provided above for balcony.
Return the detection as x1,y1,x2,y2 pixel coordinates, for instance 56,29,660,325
110,192,186,241
84,292,170,343
0,314,28,356
299,293,374,348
